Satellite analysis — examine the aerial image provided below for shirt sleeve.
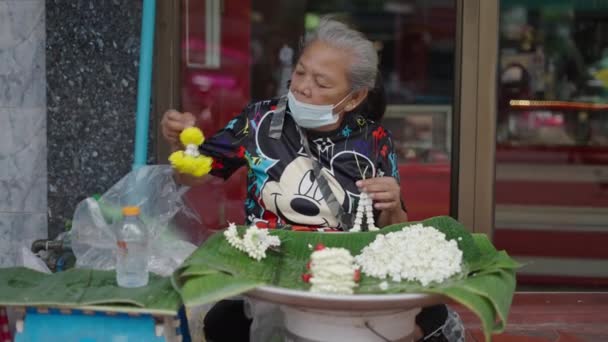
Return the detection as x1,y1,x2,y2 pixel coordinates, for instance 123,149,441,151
373,126,407,212
373,126,400,182
199,108,250,180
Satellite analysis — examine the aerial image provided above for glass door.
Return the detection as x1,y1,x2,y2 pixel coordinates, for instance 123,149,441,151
494,0,608,288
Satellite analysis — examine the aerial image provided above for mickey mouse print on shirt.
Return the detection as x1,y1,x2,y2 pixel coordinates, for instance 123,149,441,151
199,98,402,230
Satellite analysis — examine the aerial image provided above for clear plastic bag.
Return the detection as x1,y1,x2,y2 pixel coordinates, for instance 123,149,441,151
70,165,199,276
18,246,51,274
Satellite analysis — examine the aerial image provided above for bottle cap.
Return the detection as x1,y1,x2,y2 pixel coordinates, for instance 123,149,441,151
122,206,140,216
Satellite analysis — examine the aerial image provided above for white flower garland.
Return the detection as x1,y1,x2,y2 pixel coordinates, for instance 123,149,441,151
309,247,359,295
355,223,463,287
224,223,281,261
350,191,379,232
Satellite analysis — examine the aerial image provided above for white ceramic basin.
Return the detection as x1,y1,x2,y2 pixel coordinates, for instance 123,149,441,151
247,286,447,342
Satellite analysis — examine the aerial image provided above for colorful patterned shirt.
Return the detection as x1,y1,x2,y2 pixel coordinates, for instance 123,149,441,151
200,98,403,229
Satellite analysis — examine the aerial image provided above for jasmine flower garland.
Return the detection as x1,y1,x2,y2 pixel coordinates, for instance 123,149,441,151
223,223,281,261
308,246,359,295
224,223,244,252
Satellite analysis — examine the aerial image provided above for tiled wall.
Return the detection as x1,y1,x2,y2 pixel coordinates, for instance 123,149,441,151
0,0,47,266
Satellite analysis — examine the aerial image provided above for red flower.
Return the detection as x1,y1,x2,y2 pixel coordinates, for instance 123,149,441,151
302,273,312,283
380,145,389,158
211,158,224,170
236,145,246,158
372,127,387,140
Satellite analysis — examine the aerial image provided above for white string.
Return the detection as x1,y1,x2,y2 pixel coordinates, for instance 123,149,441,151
354,152,365,180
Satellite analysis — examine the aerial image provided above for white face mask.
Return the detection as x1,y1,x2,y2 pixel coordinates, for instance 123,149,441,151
287,90,351,129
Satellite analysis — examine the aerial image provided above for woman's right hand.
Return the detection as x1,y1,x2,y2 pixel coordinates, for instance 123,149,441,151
161,110,196,148
163,110,212,186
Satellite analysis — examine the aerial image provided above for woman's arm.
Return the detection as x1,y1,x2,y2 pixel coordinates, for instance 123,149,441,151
162,105,253,186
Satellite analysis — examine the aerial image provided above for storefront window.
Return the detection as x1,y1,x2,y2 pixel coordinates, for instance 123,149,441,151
495,0,608,289
179,0,456,238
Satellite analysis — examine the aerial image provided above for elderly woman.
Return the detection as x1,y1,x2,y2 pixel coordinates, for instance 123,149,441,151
162,18,462,342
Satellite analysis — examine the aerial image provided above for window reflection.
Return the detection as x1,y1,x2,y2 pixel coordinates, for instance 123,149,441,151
495,1,608,290
249,0,456,106
498,2,608,148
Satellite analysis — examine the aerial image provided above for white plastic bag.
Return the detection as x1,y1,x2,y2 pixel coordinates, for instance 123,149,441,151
18,246,51,274
70,165,199,276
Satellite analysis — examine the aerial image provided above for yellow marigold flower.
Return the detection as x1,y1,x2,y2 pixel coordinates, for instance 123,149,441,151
168,127,213,177
179,127,204,146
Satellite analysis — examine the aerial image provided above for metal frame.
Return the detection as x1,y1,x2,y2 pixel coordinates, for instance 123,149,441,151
153,0,181,163
184,0,222,69
384,104,453,154
452,0,499,236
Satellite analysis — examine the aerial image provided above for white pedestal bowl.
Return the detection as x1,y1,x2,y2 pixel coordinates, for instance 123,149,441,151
247,286,447,342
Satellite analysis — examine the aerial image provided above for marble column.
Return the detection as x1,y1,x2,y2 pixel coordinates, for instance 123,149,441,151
0,0,47,266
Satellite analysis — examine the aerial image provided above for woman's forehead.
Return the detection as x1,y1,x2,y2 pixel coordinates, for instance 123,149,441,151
299,41,351,81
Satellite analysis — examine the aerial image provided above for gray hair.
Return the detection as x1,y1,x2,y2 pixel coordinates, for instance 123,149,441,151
303,17,378,90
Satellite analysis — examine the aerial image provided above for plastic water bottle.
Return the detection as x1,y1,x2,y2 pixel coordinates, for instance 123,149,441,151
116,206,149,287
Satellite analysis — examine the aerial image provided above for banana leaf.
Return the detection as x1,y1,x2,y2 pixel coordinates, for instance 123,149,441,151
0,267,181,315
173,216,520,342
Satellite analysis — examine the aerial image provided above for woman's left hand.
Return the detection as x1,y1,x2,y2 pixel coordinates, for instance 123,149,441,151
356,177,402,212
357,177,408,226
